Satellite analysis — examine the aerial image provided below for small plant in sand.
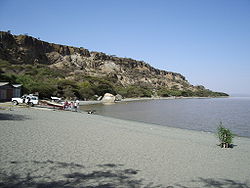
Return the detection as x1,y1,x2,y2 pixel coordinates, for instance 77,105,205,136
217,122,234,148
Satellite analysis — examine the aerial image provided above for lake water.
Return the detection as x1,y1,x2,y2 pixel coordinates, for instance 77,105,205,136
80,97,250,138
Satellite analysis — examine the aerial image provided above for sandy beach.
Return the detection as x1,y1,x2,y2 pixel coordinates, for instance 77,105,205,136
0,106,250,187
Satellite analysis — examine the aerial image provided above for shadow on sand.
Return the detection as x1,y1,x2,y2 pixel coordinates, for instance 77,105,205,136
0,113,29,121
174,177,250,188
0,160,162,188
1,160,249,188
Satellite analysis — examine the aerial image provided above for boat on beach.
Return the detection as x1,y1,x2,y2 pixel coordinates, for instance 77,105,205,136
39,100,64,109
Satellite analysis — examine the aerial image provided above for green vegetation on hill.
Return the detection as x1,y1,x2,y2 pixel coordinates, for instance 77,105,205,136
0,59,118,99
158,87,228,98
116,86,153,98
1,59,229,100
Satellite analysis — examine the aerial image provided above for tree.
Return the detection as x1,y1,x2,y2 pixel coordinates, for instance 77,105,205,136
56,79,79,99
116,86,152,98
95,83,116,96
78,81,95,100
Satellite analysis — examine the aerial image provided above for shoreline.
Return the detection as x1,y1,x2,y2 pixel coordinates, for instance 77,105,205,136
78,95,230,105
93,112,250,139
0,107,250,187
79,96,250,138
2,102,248,139
0,95,229,108
1,96,248,139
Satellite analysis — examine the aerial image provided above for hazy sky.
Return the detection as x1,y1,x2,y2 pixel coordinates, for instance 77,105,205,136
1,0,250,95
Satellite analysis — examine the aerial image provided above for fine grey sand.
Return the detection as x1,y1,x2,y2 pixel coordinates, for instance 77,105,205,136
0,107,250,187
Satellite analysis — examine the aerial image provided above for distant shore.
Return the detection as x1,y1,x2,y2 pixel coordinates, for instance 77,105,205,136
0,106,249,187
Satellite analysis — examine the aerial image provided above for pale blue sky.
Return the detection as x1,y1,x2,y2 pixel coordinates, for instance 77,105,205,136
0,0,250,95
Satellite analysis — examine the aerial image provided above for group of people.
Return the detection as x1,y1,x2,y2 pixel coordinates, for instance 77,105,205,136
63,100,79,111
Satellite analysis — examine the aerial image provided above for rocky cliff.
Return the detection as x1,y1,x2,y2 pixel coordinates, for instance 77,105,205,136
0,31,199,91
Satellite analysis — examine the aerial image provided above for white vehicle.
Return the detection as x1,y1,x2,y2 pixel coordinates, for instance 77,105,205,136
12,95,39,106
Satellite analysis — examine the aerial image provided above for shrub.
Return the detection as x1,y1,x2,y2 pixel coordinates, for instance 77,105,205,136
217,122,234,148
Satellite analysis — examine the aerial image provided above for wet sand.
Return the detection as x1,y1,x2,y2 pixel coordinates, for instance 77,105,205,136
0,107,250,187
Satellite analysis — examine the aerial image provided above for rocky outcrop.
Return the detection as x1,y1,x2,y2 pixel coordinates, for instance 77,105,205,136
115,94,122,101
0,31,90,65
101,93,116,103
0,31,198,90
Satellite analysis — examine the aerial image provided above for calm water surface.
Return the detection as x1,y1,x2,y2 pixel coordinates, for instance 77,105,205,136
80,97,250,137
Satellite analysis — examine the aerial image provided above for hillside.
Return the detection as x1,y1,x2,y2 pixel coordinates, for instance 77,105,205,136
0,31,228,99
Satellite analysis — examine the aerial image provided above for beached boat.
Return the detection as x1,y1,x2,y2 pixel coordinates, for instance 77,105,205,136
40,100,64,109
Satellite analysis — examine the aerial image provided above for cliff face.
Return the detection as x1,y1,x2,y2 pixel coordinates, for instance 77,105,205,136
0,31,196,90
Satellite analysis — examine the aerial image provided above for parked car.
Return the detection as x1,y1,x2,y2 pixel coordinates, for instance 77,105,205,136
12,95,39,106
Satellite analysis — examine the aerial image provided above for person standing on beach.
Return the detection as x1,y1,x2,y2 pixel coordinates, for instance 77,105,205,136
70,102,74,111
63,101,69,110
73,99,80,112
